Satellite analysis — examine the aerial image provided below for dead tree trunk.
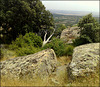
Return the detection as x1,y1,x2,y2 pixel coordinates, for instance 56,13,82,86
42,29,55,47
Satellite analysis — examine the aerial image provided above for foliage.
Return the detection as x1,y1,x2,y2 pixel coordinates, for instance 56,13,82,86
43,38,66,57
78,13,98,28
9,32,42,56
73,35,93,46
64,45,74,56
74,13,99,46
54,24,66,37
10,32,42,49
15,45,40,56
43,38,74,57
0,0,54,44
53,14,82,27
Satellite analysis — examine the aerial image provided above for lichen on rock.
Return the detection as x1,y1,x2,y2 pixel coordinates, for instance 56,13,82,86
0,49,57,80
68,43,99,78
60,27,80,43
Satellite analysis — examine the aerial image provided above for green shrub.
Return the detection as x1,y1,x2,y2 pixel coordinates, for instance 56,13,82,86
43,38,66,57
23,33,42,47
64,45,74,56
9,32,42,49
9,32,42,56
9,35,25,50
15,45,40,56
77,13,99,45
73,35,92,46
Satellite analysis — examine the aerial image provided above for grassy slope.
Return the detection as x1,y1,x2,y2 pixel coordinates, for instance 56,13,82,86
0,48,16,62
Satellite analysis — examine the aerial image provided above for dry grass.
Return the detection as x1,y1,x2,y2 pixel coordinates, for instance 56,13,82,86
0,56,71,86
0,56,16,62
1,73,68,86
57,56,72,66
0,55,99,86
70,65,100,86
0,48,16,62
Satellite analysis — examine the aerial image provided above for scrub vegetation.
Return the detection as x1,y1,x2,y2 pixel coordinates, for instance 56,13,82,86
0,0,99,86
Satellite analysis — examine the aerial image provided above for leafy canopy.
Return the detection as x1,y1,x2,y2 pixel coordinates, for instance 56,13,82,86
0,0,54,44
74,13,99,46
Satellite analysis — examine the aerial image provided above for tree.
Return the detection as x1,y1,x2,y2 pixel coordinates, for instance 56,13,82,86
77,13,99,44
0,0,54,44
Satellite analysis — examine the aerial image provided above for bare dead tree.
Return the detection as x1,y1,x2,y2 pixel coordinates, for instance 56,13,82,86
42,29,55,47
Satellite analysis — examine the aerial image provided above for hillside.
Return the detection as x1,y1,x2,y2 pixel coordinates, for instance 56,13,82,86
52,13,99,27
1,43,99,86
0,0,99,86
53,14,82,27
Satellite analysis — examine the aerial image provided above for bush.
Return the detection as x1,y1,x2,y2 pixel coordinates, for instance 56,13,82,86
43,38,66,57
77,13,99,45
23,33,43,47
43,38,74,57
43,39,74,57
9,32,42,56
9,32,42,49
73,35,92,46
15,45,40,56
64,45,74,56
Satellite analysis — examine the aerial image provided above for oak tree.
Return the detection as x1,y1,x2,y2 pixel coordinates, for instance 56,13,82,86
0,0,54,44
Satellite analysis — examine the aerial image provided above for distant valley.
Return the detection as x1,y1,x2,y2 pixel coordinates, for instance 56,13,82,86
51,10,99,27
49,9,99,17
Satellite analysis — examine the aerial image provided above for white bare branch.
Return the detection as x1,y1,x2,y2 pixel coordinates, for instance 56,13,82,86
42,29,55,47
44,31,47,41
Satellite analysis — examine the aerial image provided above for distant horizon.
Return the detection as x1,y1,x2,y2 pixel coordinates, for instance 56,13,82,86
42,1,99,13
47,9,99,13
47,9,99,17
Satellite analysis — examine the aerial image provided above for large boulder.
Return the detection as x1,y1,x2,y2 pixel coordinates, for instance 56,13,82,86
0,49,57,79
68,43,99,78
60,27,80,43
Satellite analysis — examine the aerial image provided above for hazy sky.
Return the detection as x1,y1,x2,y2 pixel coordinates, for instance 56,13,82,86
42,1,99,12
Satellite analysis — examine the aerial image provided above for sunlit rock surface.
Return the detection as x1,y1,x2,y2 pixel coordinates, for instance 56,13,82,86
60,27,80,43
68,43,99,77
0,49,57,79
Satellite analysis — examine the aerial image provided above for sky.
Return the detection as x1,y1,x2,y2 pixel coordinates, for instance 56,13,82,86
42,1,99,13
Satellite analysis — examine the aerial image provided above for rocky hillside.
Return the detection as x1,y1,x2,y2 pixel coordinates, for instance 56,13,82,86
0,43,99,86
60,27,80,43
